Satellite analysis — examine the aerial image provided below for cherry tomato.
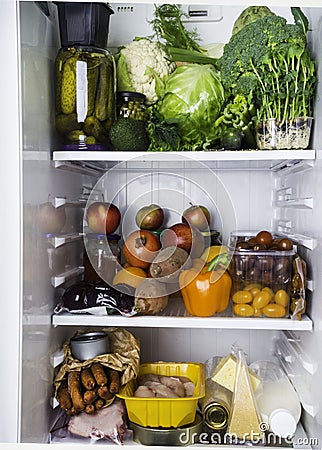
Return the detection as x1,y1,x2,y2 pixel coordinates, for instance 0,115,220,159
262,303,286,318
256,230,273,247
244,283,262,291
250,287,261,298
278,238,293,251
253,307,262,317
275,289,290,308
253,290,271,309
233,303,254,317
262,287,274,301
232,290,253,304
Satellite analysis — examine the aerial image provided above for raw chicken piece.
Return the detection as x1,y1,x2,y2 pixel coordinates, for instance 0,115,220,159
154,384,179,398
138,373,160,384
68,398,127,443
134,385,155,398
183,381,196,397
159,376,185,397
143,380,163,392
178,376,192,383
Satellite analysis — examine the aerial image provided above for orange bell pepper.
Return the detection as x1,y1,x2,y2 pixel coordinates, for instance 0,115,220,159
179,265,232,317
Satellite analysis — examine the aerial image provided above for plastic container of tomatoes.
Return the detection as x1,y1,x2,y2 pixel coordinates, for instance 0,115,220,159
228,231,295,318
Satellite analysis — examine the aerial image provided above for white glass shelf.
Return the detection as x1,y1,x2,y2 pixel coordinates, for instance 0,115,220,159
53,149,315,163
52,311,312,331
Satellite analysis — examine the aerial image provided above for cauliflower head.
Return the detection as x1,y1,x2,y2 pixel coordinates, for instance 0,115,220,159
117,38,176,105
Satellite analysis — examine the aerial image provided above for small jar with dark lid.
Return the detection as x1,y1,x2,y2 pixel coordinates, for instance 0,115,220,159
117,91,147,121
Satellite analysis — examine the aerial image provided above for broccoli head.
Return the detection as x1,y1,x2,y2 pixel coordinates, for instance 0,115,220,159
218,12,315,121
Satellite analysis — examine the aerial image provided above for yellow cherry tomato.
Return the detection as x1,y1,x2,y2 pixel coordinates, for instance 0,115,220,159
233,303,254,317
253,307,262,317
250,287,261,298
232,290,253,304
275,289,290,308
262,286,275,301
252,290,271,309
244,283,262,291
262,303,286,318
113,266,147,289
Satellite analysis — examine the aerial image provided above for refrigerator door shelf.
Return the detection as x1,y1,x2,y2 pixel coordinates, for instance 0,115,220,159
51,267,84,288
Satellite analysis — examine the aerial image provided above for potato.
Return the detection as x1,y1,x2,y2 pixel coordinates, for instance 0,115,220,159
149,246,191,282
134,279,169,315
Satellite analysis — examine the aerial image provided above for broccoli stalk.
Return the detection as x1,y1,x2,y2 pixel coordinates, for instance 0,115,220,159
218,12,316,124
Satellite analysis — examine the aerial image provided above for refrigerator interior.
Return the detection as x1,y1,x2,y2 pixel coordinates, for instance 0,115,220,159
2,0,322,447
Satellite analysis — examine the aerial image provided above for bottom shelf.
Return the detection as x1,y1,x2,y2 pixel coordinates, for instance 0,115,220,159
49,419,312,449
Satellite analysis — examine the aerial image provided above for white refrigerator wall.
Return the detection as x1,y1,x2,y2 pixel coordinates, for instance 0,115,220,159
1,0,322,445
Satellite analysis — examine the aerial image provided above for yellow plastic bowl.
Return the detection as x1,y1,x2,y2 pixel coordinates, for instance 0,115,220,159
117,362,205,428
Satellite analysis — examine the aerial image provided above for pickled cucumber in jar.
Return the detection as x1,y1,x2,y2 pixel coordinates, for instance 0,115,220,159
117,92,147,122
55,46,116,149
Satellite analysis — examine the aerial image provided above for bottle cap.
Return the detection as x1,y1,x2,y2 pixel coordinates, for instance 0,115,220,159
269,408,297,438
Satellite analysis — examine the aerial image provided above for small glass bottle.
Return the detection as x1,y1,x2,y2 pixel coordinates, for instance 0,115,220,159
117,92,147,121
83,233,120,285
199,357,233,436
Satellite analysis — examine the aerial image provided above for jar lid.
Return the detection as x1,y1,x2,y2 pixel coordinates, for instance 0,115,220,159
117,91,146,102
269,408,297,438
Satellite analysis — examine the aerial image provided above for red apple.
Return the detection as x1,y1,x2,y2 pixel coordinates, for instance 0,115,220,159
86,202,121,234
160,223,205,258
122,230,161,269
182,204,211,231
38,202,66,234
135,204,164,230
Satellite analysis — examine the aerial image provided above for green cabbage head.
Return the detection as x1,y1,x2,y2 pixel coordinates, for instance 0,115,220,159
157,64,225,145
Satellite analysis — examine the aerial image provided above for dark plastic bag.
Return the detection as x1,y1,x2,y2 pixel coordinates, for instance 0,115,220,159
54,282,136,316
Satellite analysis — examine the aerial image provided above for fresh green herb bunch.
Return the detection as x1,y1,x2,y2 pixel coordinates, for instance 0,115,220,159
146,105,182,152
151,4,203,52
218,12,316,123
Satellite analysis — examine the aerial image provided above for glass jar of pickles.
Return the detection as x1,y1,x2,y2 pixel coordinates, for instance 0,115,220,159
55,2,116,150
55,46,116,150
117,92,147,121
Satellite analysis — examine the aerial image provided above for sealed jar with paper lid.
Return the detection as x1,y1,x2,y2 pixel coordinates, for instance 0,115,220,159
55,3,116,150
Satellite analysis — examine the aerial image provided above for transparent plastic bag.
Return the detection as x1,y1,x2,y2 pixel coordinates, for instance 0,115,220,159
227,346,264,443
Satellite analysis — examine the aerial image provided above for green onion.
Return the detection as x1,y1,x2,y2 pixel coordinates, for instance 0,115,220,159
168,47,217,65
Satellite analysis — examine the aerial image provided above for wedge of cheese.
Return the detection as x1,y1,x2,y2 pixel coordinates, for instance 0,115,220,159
211,354,261,392
227,352,263,441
